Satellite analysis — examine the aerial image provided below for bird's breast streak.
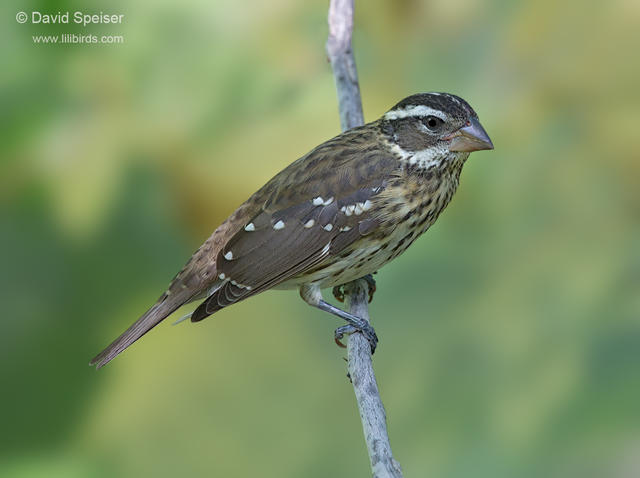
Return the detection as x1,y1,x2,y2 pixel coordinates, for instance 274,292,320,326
283,173,458,289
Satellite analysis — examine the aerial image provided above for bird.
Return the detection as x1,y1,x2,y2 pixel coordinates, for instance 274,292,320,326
90,92,493,369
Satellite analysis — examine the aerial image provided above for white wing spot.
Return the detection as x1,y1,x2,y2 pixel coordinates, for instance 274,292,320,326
312,197,324,206
339,226,352,232
362,200,372,211
224,251,233,260
345,205,355,216
228,279,252,290
273,220,285,230
323,223,333,231
244,223,255,232
218,273,226,280
354,203,364,215
304,219,315,228
322,197,334,206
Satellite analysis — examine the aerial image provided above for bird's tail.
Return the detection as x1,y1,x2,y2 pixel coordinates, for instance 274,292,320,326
90,291,191,369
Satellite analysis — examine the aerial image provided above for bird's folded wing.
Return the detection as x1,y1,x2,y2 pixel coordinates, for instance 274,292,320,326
190,134,399,322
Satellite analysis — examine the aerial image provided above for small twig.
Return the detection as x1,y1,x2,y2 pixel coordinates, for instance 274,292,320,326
326,2,403,477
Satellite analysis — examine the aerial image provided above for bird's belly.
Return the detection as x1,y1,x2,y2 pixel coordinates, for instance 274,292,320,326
275,246,386,290
279,209,436,290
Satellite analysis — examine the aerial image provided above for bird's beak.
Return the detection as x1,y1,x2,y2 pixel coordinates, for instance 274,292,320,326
446,117,494,152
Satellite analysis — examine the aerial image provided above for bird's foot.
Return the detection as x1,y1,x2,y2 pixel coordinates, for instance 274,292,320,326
332,273,377,304
306,285,379,354
334,321,378,354
362,274,377,303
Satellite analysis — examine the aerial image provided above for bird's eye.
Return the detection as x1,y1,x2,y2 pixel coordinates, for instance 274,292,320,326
424,116,443,130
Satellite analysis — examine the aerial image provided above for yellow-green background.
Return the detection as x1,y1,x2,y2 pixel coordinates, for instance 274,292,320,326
1,0,639,477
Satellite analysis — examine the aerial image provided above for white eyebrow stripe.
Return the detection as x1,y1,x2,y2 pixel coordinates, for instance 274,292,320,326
384,105,446,121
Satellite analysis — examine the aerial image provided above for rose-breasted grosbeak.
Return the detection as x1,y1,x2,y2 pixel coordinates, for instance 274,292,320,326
91,92,493,368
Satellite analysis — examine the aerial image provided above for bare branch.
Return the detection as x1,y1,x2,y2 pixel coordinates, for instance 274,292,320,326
345,280,404,478
327,0,364,131
326,1,404,477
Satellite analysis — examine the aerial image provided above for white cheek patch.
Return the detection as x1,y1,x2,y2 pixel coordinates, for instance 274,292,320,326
384,105,447,121
388,142,448,170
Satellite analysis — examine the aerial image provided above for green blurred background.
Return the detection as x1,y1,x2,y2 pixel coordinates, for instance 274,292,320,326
1,0,639,476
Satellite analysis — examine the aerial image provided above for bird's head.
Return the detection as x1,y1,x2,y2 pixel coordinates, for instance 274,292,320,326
381,92,493,169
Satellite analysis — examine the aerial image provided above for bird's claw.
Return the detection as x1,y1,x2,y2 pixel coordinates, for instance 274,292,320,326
334,322,378,354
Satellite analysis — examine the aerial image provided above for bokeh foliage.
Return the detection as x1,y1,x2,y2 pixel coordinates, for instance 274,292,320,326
1,0,639,477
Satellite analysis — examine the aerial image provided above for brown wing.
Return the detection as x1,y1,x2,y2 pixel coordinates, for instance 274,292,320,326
191,124,399,321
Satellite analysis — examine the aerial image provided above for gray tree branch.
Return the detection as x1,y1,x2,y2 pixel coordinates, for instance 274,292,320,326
326,2,403,477
327,0,364,131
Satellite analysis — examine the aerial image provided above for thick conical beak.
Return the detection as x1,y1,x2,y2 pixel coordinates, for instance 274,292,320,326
447,117,494,152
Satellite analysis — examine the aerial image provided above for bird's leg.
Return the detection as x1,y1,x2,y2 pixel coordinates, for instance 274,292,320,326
317,301,378,353
332,273,377,303
300,283,378,353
